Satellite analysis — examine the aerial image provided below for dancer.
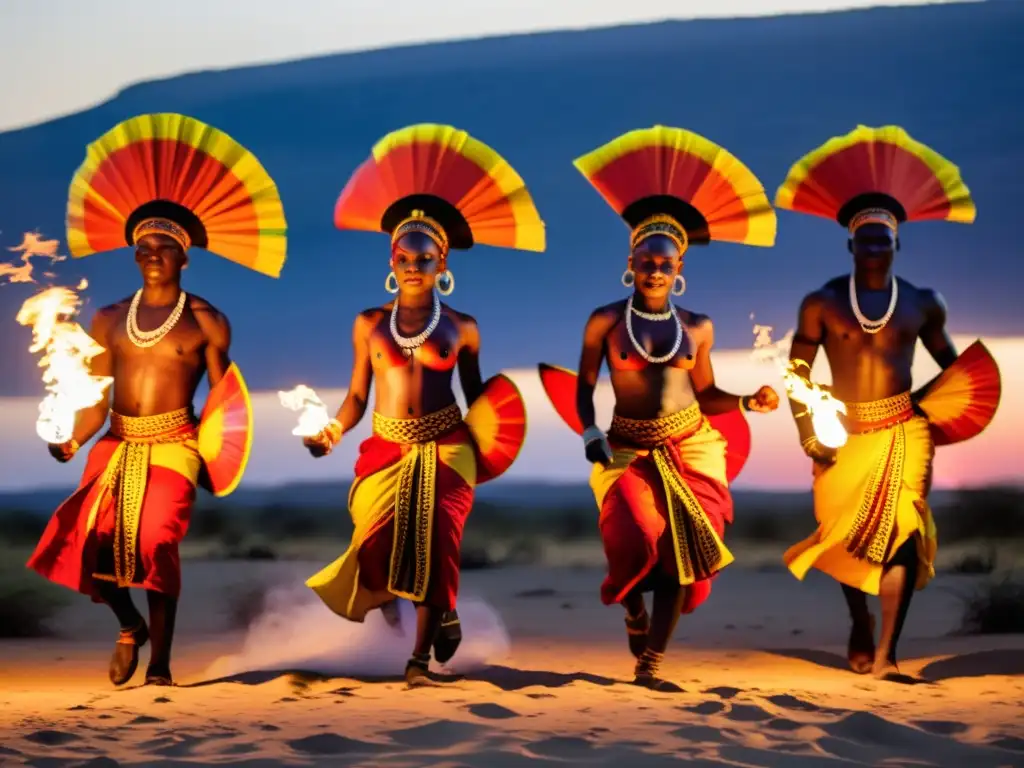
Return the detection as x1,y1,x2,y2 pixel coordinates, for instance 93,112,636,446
539,126,780,689
775,125,1001,679
27,113,285,686
302,123,543,686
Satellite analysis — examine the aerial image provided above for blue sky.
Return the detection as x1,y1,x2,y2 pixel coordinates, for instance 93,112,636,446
0,0,976,130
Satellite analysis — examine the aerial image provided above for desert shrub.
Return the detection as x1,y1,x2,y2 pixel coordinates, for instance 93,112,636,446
939,487,1024,542
0,509,47,547
0,560,70,637
948,548,997,575
956,574,1024,635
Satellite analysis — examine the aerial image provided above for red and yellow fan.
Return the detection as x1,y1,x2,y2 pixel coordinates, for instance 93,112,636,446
66,113,288,277
197,362,254,497
916,340,1001,446
334,123,545,252
536,364,752,483
774,125,976,228
464,374,527,484
574,125,777,247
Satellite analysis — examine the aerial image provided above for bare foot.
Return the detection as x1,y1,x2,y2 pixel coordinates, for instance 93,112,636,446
848,614,875,674
632,673,685,693
109,622,149,686
404,659,443,688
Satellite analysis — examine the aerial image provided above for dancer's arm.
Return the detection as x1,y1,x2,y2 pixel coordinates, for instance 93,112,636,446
692,316,778,415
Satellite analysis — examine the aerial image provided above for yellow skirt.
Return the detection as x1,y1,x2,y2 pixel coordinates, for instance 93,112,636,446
783,413,937,595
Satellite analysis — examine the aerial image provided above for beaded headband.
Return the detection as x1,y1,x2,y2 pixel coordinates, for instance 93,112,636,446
630,214,688,255
848,207,898,234
132,217,190,250
391,210,449,256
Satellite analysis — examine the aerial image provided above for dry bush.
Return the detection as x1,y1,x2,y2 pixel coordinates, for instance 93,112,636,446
956,574,1024,635
0,559,70,638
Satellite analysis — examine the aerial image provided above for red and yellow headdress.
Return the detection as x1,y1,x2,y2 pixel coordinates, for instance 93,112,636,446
574,125,777,255
774,125,976,235
333,123,546,256
65,113,289,277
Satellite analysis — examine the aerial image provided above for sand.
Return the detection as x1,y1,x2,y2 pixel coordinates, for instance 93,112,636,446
2,561,1023,767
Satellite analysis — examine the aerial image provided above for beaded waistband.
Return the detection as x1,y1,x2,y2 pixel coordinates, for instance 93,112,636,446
609,403,703,447
108,407,197,443
372,403,463,445
842,391,914,434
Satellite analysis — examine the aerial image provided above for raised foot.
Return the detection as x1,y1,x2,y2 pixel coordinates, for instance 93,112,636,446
847,614,876,675
109,621,149,686
433,610,462,665
624,609,650,659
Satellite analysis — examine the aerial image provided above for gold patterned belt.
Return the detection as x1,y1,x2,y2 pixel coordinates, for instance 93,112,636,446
609,403,703,448
373,403,463,445
109,407,198,442
105,407,197,586
842,392,914,435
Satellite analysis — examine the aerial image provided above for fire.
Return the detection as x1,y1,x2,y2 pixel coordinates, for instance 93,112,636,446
0,232,63,284
278,384,331,437
751,320,848,449
15,282,113,444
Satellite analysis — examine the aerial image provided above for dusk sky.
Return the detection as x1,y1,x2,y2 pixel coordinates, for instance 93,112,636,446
0,0,1019,493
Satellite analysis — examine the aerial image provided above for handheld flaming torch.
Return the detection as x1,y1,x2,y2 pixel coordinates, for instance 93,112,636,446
16,282,113,444
278,384,331,437
751,321,848,449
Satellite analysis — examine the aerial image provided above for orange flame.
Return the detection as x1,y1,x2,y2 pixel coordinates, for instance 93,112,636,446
278,384,330,437
0,232,64,284
16,282,113,444
751,320,848,449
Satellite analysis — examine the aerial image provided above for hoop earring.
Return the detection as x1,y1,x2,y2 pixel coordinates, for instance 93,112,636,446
672,275,686,296
385,271,399,294
621,269,635,288
437,269,455,296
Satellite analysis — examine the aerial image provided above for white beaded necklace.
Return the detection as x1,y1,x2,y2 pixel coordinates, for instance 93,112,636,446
126,289,187,348
390,290,441,356
625,295,683,364
848,273,898,334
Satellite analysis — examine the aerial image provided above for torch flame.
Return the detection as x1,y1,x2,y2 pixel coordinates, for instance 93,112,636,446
278,385,330,437
751,320,848,449
0,232,64,284
15,283,113,444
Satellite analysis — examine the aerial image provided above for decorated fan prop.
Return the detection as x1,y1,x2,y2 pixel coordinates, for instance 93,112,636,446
573,125,776,247
197,363,254,496
774,125,976,227
66,113,288,277
464,374,527,484
537,364,751,483
334,123,545,252
917,340,1001,446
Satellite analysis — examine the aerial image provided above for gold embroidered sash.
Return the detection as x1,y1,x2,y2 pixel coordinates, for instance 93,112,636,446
105,408,197,585
610,404,731,583
841,393,913,563
373,404,463,601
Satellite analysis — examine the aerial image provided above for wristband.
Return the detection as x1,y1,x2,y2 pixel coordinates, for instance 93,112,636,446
739,396,749,412
582,425,605,445
324,419,343,445
68,438,80,455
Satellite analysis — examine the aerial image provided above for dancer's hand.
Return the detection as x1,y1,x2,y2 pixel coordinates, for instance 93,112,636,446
744,386,780,413
801,436,837,466
583,426,613,465
303,420,342,458
48,439,77,463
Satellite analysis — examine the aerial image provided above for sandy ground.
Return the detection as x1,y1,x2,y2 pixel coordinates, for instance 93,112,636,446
1,561,1023,767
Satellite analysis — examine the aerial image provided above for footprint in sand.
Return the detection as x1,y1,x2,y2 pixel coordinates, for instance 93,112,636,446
670,724,730,745
681,701,726,715
703,686,742,700
153,696,171,704
464,703,519,720
766,718,805,732
258,724,281,732
725,704,773,723
913,720,969,736
525,735,596,759
68,704,91,711
287,734,385,756
128,715,163,725
766,694,823,713
385,719,488,750
24,730,81,746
